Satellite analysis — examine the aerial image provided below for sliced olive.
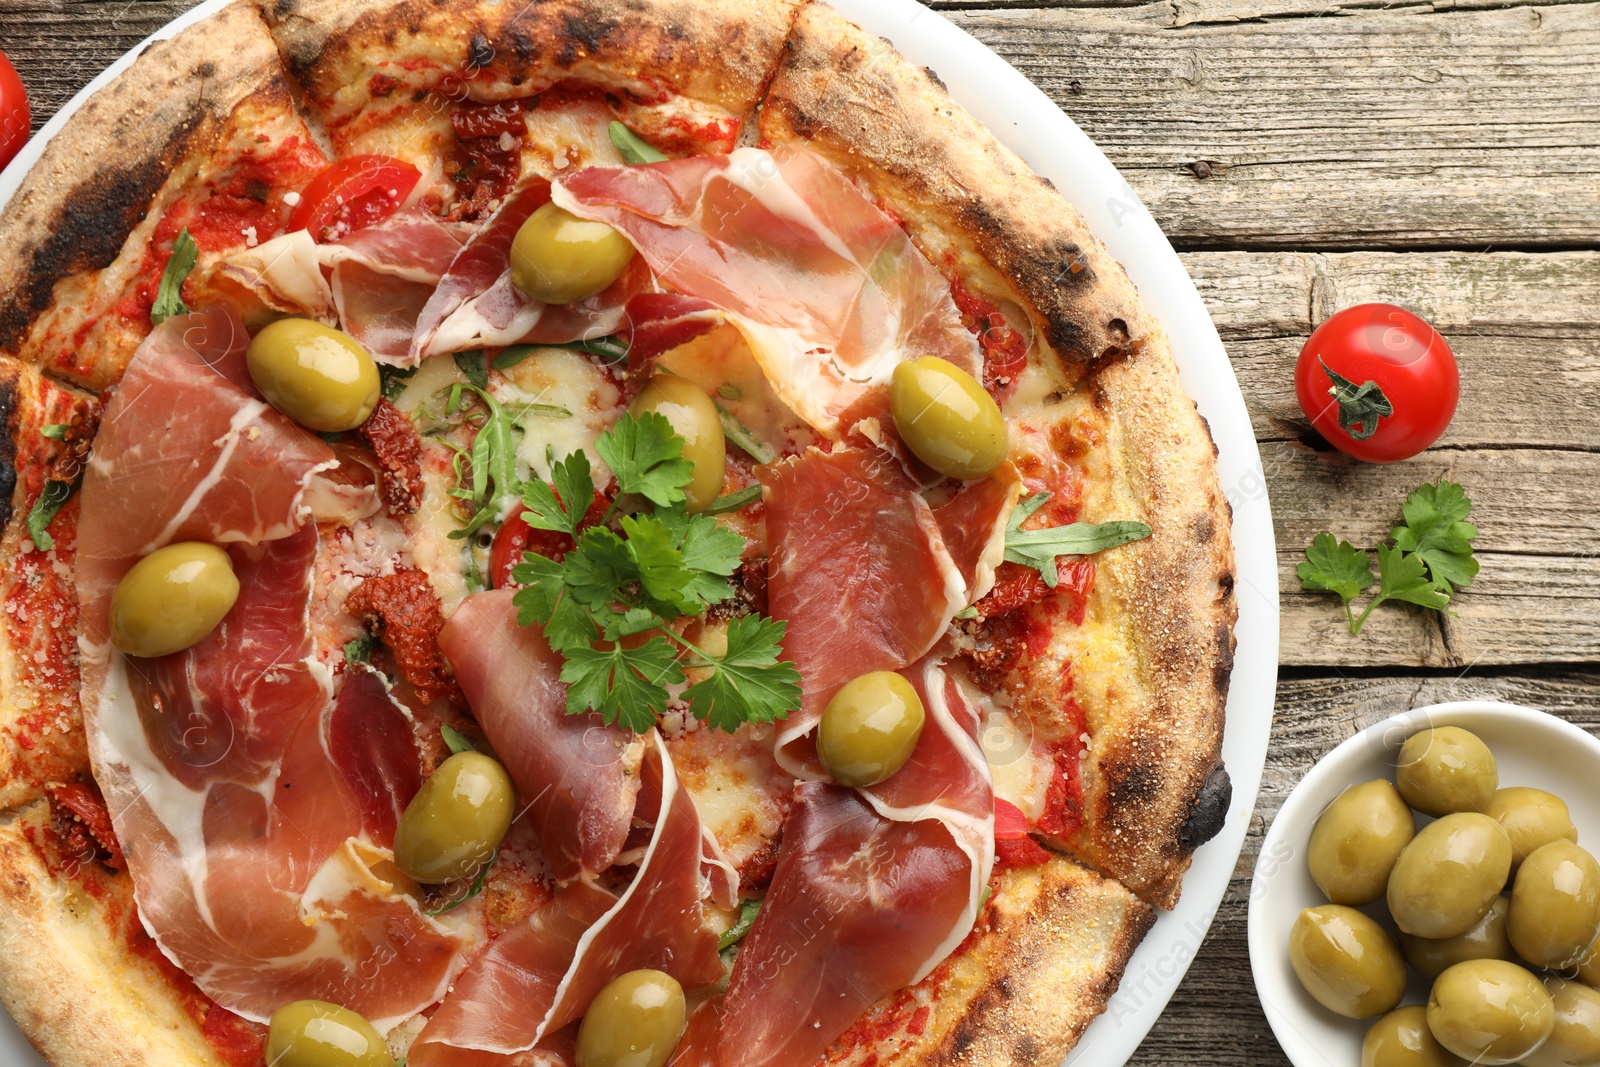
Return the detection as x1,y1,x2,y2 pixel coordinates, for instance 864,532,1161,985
629,376,726,513
266,1000,394,1067
1508,840,1600,969
109,542,240,658
1288,904,1407,1019
511,203,635,305
1426,960,1554,1065
1484,786,1578,870
246,318,381,432
889,356,1007,480
1400,896,1515,978
1395,726,1498,816
817,671,926,788
1363,1006,1467,1067
1387,812,1512,938
393,751,515,884
1523,978,1600,1067
575,969,686,1067
1308,779,1416,905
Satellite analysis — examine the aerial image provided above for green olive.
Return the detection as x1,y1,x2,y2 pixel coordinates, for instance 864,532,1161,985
1400,896,1515,978
1387,812,1513,938
1577,935,1600,987
1309,779,1416,905
266,1000,394,1067
109,542,239,658
1523,978,1600,1067
393,751,516,884
1426,960,1555,1065
889,356,1007,480
246,318,381,432
1288,905,1408,1019
628,376,726,513
511,203,636,305
1395,727,1498,816
1508,840,1600,969
1363,1006,1468,1067
1484,787,1577,870
575,969,686,1067
816,671,926,788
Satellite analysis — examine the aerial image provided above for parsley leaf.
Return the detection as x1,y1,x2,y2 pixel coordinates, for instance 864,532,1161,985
454,349,490,390
150,228,198,325
683,615,801,733
39,423,68,440
521,451,595,539
561,638,684,733
26,479,77,552
343,634,379,664
1297,533,1375,631
609,121,668,164
1372,543,1452,612
595,411,694,508
1391,479,1479,595
1002,493,1151,586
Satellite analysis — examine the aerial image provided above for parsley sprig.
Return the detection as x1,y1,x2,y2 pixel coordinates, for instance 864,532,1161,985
1298,479,1479,635
511,412,800,734
1003,492,1152,586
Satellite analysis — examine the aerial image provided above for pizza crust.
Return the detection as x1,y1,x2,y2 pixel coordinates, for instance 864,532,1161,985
760,2,1236,909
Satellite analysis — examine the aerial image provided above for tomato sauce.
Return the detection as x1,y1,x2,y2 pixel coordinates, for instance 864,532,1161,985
948,277,1028,402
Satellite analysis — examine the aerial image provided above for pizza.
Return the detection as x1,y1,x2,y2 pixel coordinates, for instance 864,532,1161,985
0,2,1237,1066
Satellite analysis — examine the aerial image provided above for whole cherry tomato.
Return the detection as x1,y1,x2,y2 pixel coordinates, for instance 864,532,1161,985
1294,303,1458,463
0,51,32,172
289,154,421,241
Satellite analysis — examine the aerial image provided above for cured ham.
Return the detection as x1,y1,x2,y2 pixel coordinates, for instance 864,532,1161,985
77,307,470,1023
759,447,1016,776
553,145,981,437
714,660,994,1067
320,209,471,362
409,180,645,361
439,589,643,880
409,734,729,1064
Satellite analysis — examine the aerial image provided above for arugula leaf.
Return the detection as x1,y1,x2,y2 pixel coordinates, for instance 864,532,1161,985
1319,357,1393,441
493,345,537,371
705,485,763,515
380,364,418,402
609,121,669,164
715,401,776,464
39,423,68,440
454,349,490,390
718,898,762,954
448,387,523,540
595,411,694,508
1002,493,1151,586
26,479,76,552
683,615,801,733
521,451,595,539
561,638,684,733
1391,480,1479,595
343,634,379,665
1297,533,1375,631
425,850,495,915
150,228,198,325
546,336,629,363
440,723,478,755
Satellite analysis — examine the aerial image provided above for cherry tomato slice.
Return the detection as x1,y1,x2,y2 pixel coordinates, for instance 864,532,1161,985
289,154,421,241
1294,303,1459,463
993,797,1034,839
0,51,32,173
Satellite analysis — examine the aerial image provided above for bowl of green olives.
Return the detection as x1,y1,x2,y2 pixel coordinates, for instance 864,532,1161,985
1249,701,1600,1067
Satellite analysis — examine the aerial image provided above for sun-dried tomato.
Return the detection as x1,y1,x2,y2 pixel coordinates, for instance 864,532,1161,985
357,397,423,515
47,780,124,870
346,569,457,704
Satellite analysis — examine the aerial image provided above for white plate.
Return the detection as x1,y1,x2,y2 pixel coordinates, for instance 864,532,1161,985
1249,702,1600,1067
0,3,1278,1064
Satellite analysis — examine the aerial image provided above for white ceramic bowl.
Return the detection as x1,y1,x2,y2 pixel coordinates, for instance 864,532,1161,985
1249,701,1600,1067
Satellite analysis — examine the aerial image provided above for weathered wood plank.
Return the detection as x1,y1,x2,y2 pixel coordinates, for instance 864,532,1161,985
1128,669,1600,1067
946,5,1600,249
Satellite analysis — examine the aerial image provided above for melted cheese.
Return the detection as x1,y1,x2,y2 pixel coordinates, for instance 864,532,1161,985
496,349,622,489
980,707,1056,821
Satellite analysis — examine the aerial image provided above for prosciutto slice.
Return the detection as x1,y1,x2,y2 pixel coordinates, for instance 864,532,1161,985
409,734,729,1064
715,660,994,1067
320,209,471,363
439,590,643,880
759,447,1016,776
553,145,981,437
409,181,645,361
77,307,469,1023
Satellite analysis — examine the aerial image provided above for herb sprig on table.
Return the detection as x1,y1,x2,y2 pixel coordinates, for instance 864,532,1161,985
1298,479,1479,635
511,411,801,734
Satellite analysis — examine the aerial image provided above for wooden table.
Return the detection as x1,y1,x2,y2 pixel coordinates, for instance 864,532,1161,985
1,1,1595,1063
